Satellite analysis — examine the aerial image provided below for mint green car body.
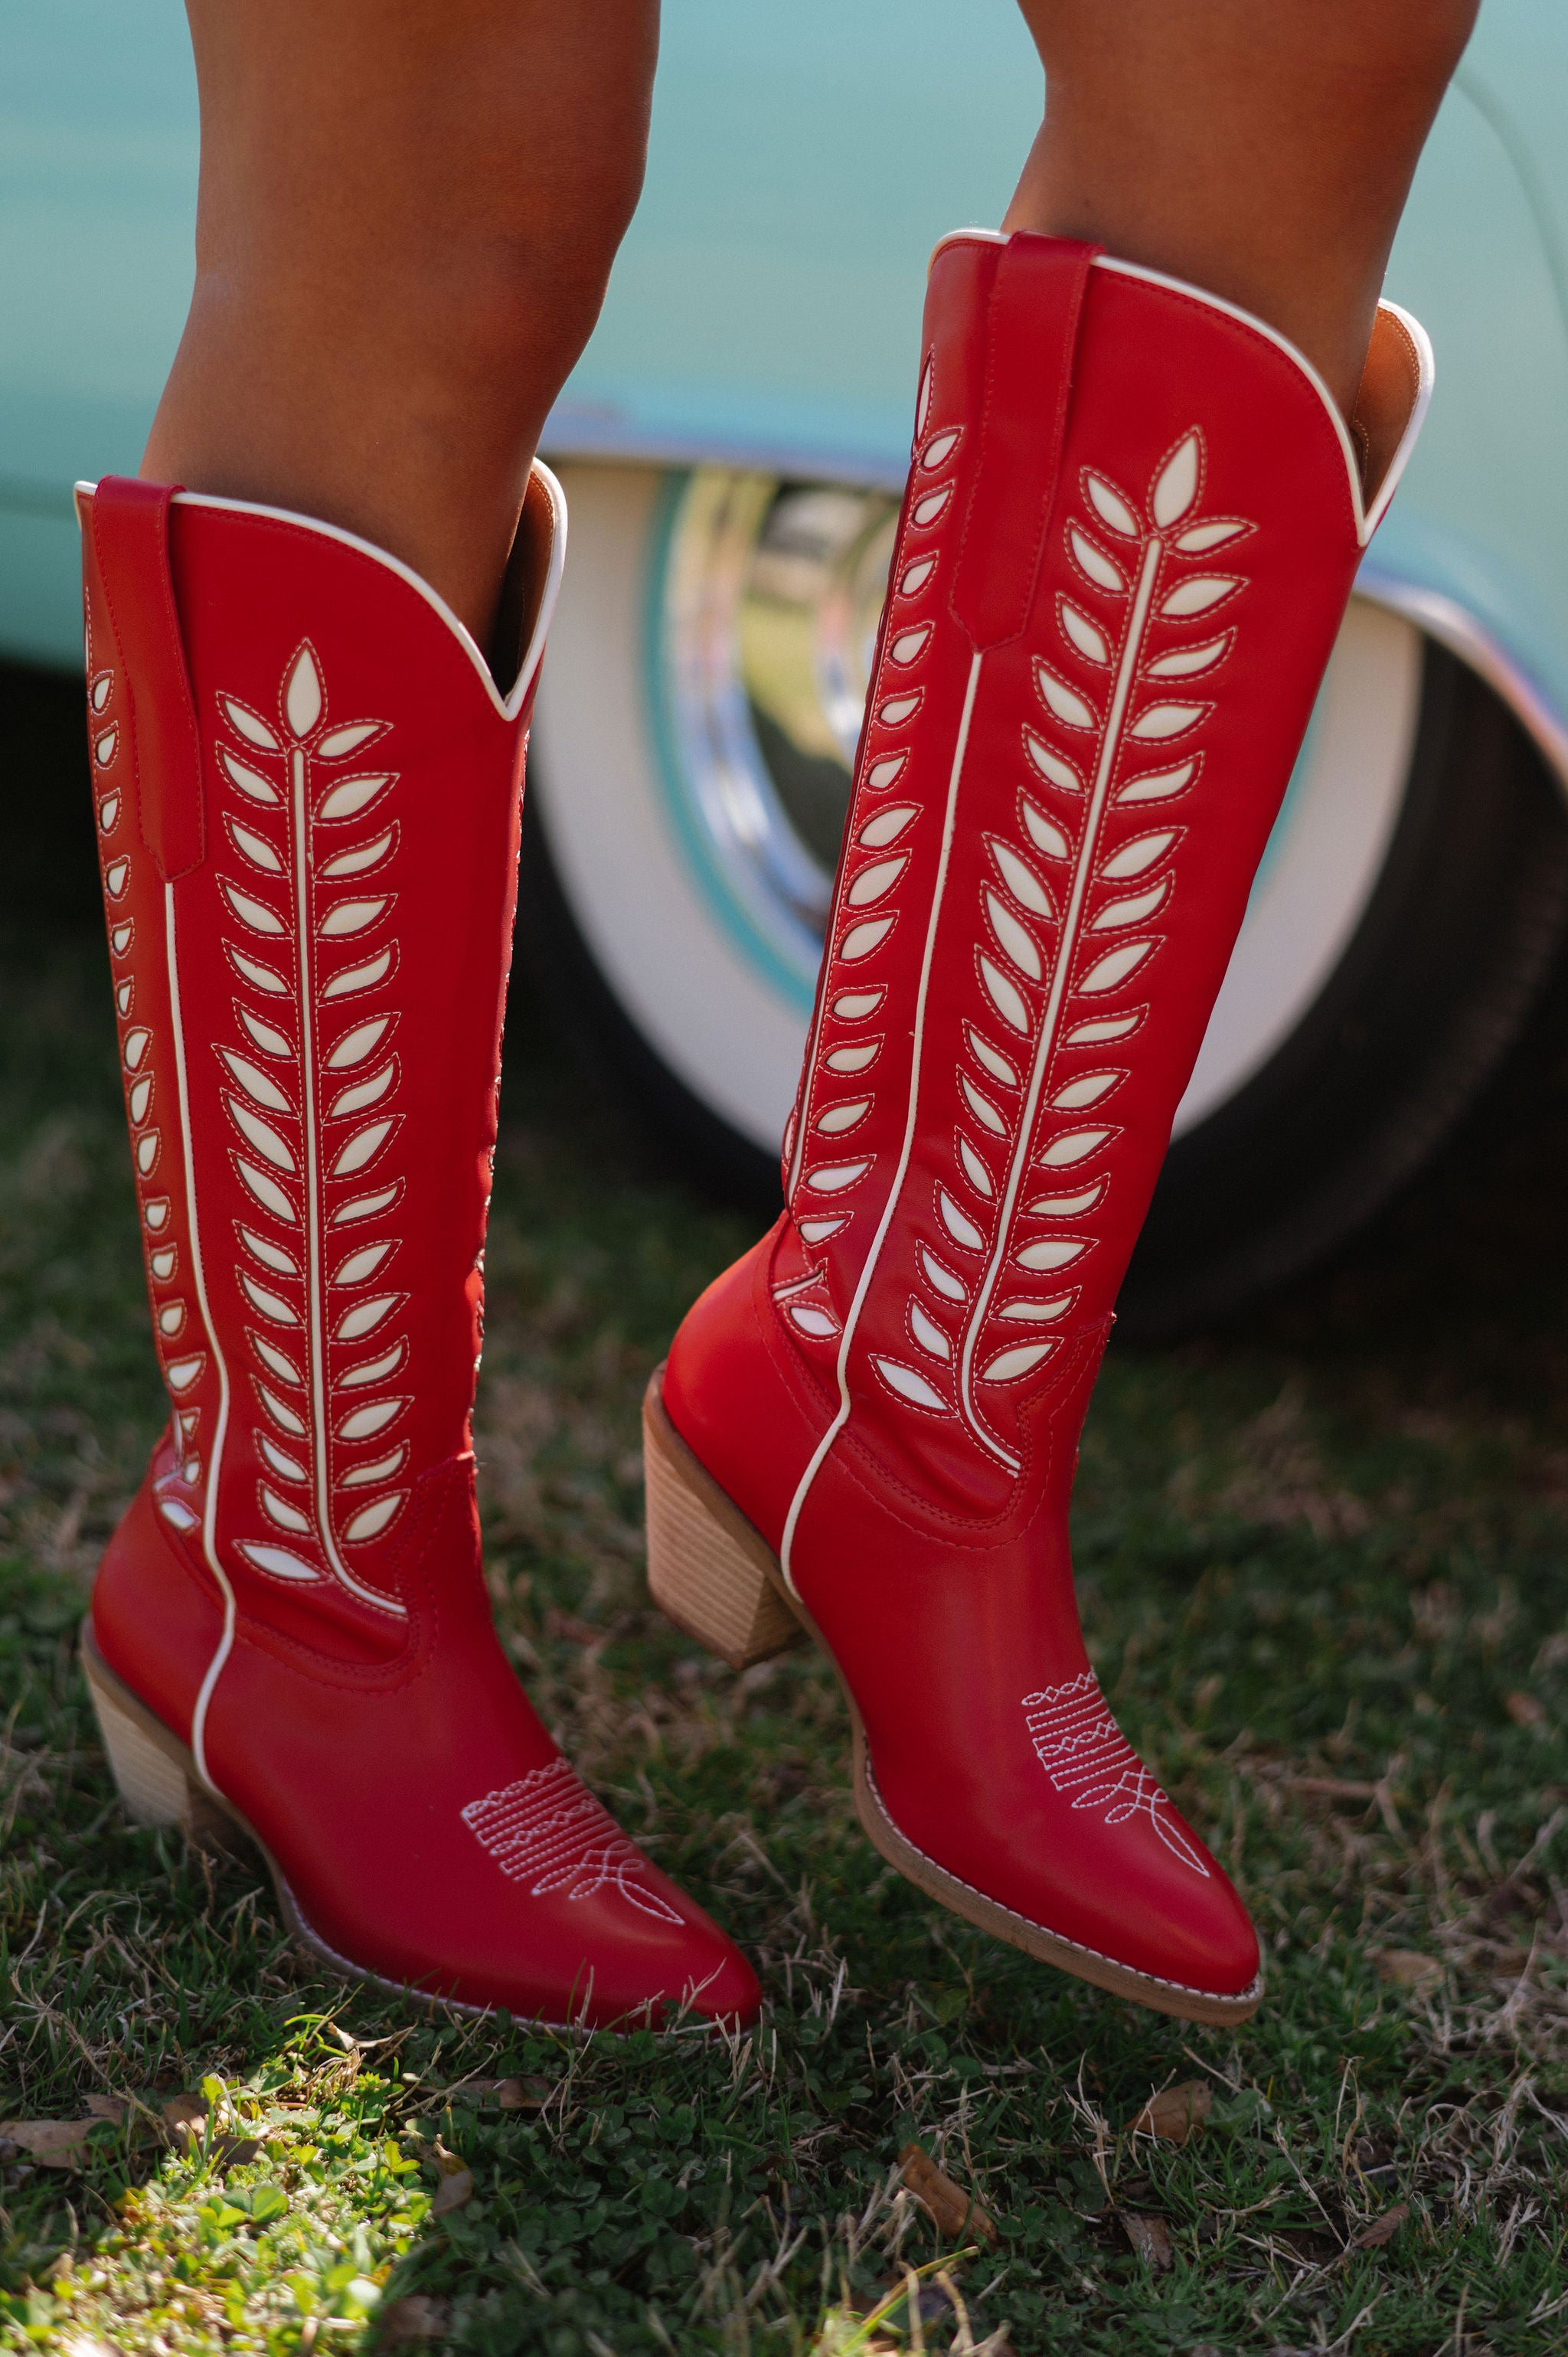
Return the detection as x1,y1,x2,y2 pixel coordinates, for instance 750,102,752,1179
3,0,1567,796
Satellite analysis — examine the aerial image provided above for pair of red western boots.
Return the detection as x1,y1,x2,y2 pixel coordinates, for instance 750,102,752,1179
80,233,1430,2032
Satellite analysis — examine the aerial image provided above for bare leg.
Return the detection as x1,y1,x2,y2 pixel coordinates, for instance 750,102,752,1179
142,0,658,641
1005,0,1478,416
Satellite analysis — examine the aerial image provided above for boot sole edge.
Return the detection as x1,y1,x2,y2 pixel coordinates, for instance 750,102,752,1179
642,1368,1263,2026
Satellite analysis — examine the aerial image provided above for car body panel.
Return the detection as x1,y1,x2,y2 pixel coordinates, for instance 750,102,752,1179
2,0,1567,797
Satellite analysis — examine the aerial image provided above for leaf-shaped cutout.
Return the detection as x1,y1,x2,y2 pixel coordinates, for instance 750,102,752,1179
938,1188,983,1250
966,1025,1018,1088
98,793,120,832
318,773,394,822
1016,1237,1090,1270
858,804,916,849
90,672,113,713
331,1118,394,1178
223,881,286,935
258,1382,307,1437
220,1049,293,1114
159,1496,200,1530
1117,759,1197,806
815,1097,871,1136
831,989,884,1021
1060,602,1110,666
1028,1182,1106,1217
240,1224,298,1277
789,1303,838,1340
110,923,134,957
1068,528,1125,593
228,946,290,995
1024,733,1082,793
259,1433,308,1483
103,859,129,898
94,725,119,768
1084,472,1139,538
339,1443,409,1488
990,839,1054,919
143,1198,170,1232
334,1240,394,1286
342,1492,404,1544
322,947,394,1000
797,1216,847,1244
228,819,283,873
839,917,893,963
986,891,1042,982
911,485,952,529
958,1134,993,1198
285,643,323,740
916,356,935,436
329,1183,400,1226
320,895,390,938
223,697,279,751
240,1270,299,1325
329,1059,397,1120
824,1041,879,1074
228,1097,296,1173
998,1293,1074,1322
220,747,279,804
888,625,932,667
877,693,920,727
960,1073,1006,1136
866,754,907,793
921,1246,967,1303
900,555,936,597
1051,1071,1119,1110
1129,701,1206,742
262,1485,312,1535
115,980,134,1016
1102,830,1177,881
122,1027,152,1072
982,1342,1054,1383
1146,633,1228,680
237,1159,299,1224
1161,575,1237,618
1174,518,1248,554
910,1301,950,1360
239,1541,320,1581
847,854,908,909
135,1130,160,1175
338,1396,406,1440
1092,878,1171,930
921,428,960,469
804,1159,871,1195
327,1017,392,1072
1152,432,1200,526
149,1247,177,1282
1039,1126,1112,1167
1066,1014,1141,1047
1034,664,1096,731
874,1357,949,1412
238,1007,293,1058
335,1293,400,1342
318,721,384,759
157,1302,185,1336
338,1339,407,1388
980,955,1030,1034
165,1355,205,1393
321,827,396,881
1021,799,1070,861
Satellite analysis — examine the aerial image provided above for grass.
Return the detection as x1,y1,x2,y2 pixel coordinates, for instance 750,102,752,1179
4,901,1568,2355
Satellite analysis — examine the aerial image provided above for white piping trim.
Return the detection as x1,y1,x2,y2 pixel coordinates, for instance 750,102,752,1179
74,466,569,724
921,237,1434,550
166,879,235,1793
779,651,983,1594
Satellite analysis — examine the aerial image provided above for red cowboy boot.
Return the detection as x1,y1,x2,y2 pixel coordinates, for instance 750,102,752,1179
78,469,759,2029
645,231,1432,2023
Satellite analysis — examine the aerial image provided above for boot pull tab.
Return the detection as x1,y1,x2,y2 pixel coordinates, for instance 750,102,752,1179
949,234,1100,652
83,476,206,880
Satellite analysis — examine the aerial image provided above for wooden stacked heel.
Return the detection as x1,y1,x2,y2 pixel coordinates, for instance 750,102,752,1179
642,1368,799,1672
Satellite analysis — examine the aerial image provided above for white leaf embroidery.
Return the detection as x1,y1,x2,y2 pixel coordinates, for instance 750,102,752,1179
1152,432,1200,526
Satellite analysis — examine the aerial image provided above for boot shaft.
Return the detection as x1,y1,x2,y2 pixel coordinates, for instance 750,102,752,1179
773,233,1432,1517
81,472,563,1643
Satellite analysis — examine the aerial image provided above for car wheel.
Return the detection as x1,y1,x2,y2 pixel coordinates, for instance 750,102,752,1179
521,461,1568,1325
